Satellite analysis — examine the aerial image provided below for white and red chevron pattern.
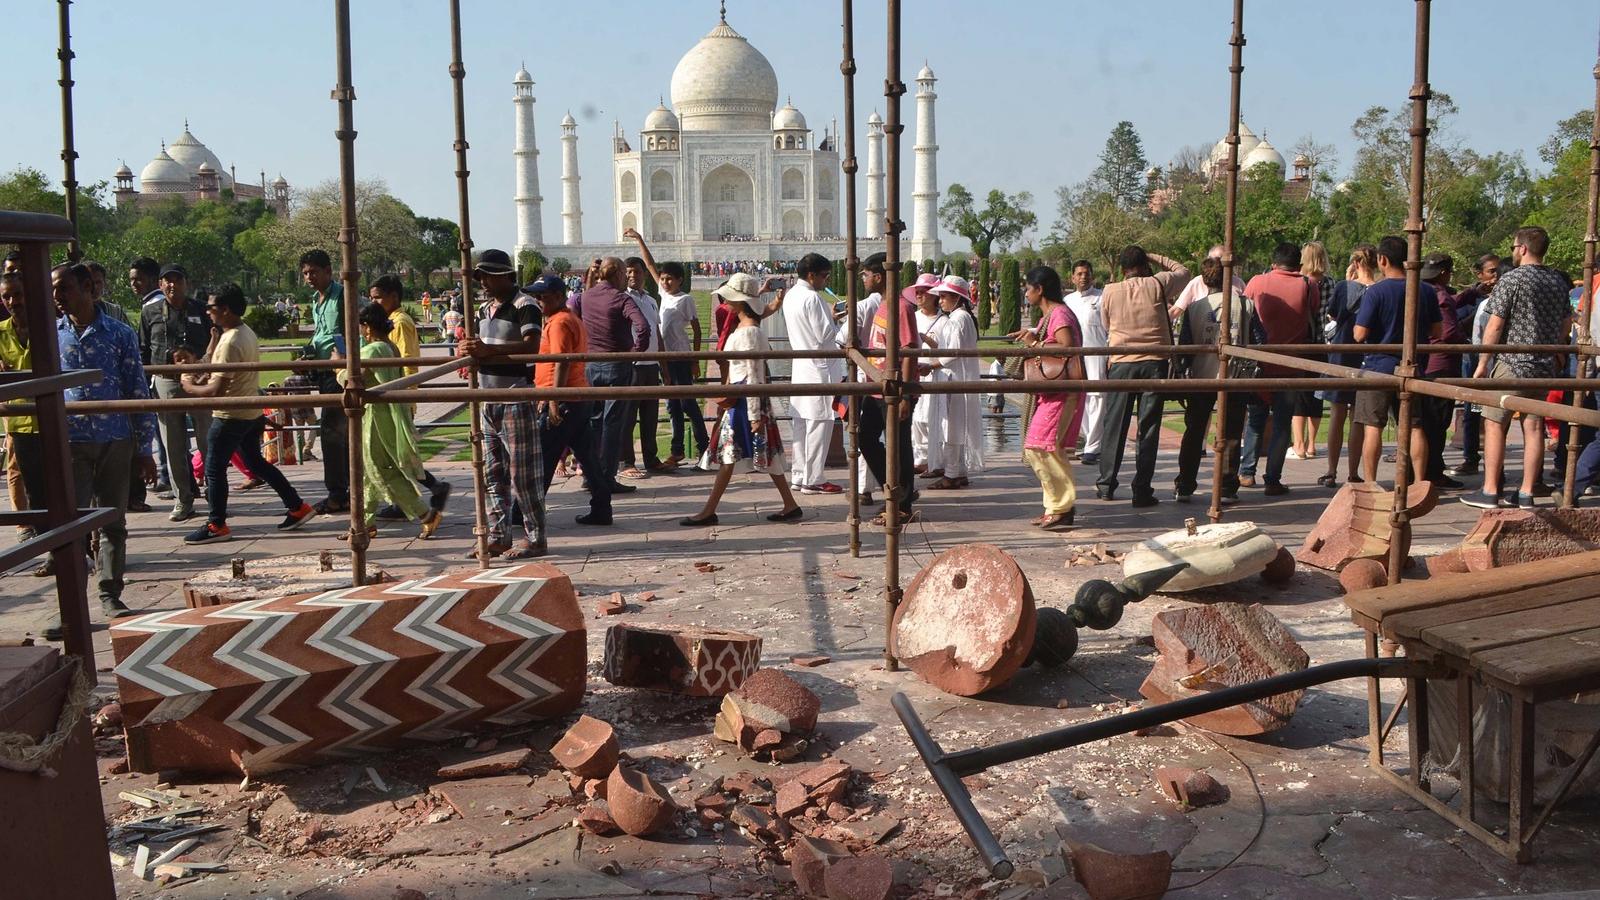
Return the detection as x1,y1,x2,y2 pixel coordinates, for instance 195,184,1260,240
111,563,584,774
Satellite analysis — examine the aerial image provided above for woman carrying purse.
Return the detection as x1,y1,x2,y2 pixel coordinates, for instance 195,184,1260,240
1008,265,1085,529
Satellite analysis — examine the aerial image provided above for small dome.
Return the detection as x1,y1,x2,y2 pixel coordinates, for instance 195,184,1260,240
1242,136,1287,176
669,14,779,132
167,125,232,186
916,63,936,81
513,64,533,84
561,111,577,127
643,101,679,132
273,174,289,188
197,162,216,174
1292,154,1310,167
1208,120,1262,167
115,162,133,177
139,149,191,192
772,99,806,131
867,110,882,125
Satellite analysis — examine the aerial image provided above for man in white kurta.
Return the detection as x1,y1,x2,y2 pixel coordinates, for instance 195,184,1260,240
1064,260,1108,462
783,254,844,493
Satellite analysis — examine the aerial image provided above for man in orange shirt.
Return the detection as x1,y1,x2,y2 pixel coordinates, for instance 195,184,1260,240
530,275,613,526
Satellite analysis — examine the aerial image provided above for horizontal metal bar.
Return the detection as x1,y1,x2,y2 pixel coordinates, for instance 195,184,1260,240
0,369,103,404
0,506,121,573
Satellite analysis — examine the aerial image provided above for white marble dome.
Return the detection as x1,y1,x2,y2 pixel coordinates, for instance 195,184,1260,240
139,149,191,193
115,162,134,178
1242,136,1286,177
513,64,533,85
643,101,680,132
772,100,806,132
166,126,231,186
669,13,779,132
1209,121,1262,167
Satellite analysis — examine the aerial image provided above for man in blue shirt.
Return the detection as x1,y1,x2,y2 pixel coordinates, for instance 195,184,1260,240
46,263,158,640
1352,236,1442,483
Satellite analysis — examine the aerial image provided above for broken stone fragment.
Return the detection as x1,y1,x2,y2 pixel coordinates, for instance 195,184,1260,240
1067,841,1172,900
551,715,620,779
1138,602,1309,736
1261,546,1296,584
790,654,832,667
1123,521,1279,591
1153,766,1228,808
435,747,533,780
1297,480,1436,571
823,855,893,900
605,765,678,836
730,803,787,842
776,779,811,818
599,593,626,616
721,772,767,796
1455,507,1600,570
582,778,607,800
790,834,853,898
603,622,762,697
716,668,821,749
577,800,622,836
1339,558,1388,594
752,729,784,752
890,543,1037,697
1425,548,1469,577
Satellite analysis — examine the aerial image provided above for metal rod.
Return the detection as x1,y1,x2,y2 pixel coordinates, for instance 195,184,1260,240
841,0,862,559
332,0,368,583
1208,0,1245,526
881,0,906,671
1389,0,1431,586
447,0,491,569
890,693,1013,879
56,0,81,261
1563,49,1600,506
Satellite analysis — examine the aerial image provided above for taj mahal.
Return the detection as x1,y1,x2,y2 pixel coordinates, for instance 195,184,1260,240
512,3,941,262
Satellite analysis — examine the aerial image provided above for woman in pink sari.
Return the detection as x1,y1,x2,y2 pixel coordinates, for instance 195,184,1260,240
1012,266,1085,528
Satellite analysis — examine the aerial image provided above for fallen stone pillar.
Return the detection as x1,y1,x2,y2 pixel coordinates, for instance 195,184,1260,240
1122,520,1279,592
1456,508,1600,571
602,622,762,697
112,563,586,773
890,543,1036,696
1298,480,1436,571
1138,602,1310,736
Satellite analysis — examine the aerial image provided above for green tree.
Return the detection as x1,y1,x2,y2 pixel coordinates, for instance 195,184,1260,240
923,257,936,277
998,256,1022,335
517,249,549,279
550,256,573,274
413,216,461,288
265,178,421,281
939,184,1036,268
1090,121,1150,211
952,257,969,280
976,258,993,330
1054,184,1152,275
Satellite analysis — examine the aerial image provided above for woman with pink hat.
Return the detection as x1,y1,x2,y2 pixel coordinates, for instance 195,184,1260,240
910,272,948,480
926,276,983,488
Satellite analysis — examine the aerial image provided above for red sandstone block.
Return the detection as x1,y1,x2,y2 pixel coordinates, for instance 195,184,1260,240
717,668,821,749
602,623,762,697
606,765,677,836
1138,602,1309,736
1340,558,1388,594
1457,508,1600,570
1068,840,1172,900
890,543,1036,697
551,715,620,779
111,563,585,774
1297,481,1436,571
824,855,893,900
790,834,852,897
436,747,533,780
577,800,622,836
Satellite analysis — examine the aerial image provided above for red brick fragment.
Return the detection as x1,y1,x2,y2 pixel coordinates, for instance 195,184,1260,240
638,591,657,602
721,772,767,796
823,855,893,900
791,834,852,898
790,655,832,667
1260,547,1296,584
776,779,811,818
599,592,626,616
824,802,851,821
1068,840,1172,900
551,715,619,779
577,800,622,836
1153,766,1228,808
891,543,1036,697
435,748,533,780
1138,602,1309,736
605,765,677,836
1339,558,1388,594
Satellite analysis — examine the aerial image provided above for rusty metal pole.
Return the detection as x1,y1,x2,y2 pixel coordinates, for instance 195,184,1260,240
1207,0,1245,525
56,0,82,261
332,0,367,584
881,0,907,671
1387,0,1432,586
447,0,491,568
841,0,863,558
1561,48,1600,508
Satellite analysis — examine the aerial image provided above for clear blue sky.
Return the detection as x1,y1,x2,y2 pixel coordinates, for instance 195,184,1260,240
6,0,1597,254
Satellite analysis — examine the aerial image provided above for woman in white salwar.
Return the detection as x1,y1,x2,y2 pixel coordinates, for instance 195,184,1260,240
925,276,983,489
910,273,947,479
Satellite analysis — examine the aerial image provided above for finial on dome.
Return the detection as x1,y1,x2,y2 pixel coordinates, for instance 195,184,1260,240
720,0,727,23
184,118,189,130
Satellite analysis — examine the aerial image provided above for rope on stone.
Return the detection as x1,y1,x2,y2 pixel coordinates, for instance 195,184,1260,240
0,658,95,778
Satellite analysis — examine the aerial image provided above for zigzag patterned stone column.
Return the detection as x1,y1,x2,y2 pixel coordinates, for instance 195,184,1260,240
111,564,585,774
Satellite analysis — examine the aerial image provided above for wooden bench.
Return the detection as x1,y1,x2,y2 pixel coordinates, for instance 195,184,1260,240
1342,549,1600,861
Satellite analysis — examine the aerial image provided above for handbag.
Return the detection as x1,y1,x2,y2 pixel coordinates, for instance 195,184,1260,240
1002,354,1028,380
1022,354,1066,382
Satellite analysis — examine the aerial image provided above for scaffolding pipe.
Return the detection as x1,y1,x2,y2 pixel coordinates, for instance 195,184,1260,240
447,0,492,569
56,0,81,261
1562,44,1600,507
332,0,368,584
841,0,863,558
881,0,907,671
1209,0,1245,525
1387,0,1431,586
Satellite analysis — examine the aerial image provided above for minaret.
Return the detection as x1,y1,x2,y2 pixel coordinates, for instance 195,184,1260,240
908,63,942,260
513,64,544,256
865,110,885,240
561,112,583,245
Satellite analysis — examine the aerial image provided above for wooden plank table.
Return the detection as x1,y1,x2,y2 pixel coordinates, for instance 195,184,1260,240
1343,549,1600,862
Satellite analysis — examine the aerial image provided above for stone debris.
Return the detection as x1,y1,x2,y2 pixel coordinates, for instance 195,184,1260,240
551,715,620,779
1454,507,1600,570
180,552,389,609
891,543,1037,696
603,622,762,696
790,654,832,667
434,747,533,780
1138,602,1310,735
599,592,627,616
606,765,678,836
715,668,821,753
1426,547,1469,576
1122,520,1279,592
1066,543,1124,567
1153,765,1228,809
791,834,853,897
1261,546,1297,584
577,800,623,836
1067,840,1173,900
823,855,894,900
1297,480,1436,571
1339,558,1388,594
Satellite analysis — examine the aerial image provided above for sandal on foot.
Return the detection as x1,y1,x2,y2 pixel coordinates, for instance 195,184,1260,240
1316,474,1339,488
1039,510,1076,529
419,509,444,539
927,477,962,490
502,541,546,560
767,506,803,522
679,513,719,527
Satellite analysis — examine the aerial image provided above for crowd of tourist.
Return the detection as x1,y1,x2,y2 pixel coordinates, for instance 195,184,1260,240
3,216,1598,638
